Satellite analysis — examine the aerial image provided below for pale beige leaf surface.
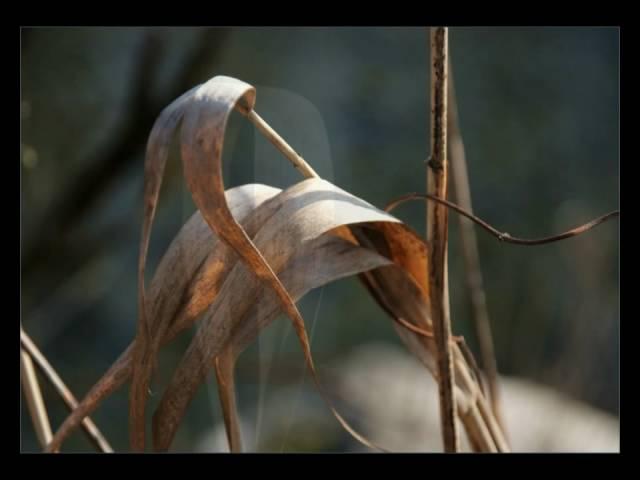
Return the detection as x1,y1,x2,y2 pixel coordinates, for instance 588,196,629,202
132,77,258,450
210,233,394,451
152,177,407,450
47,179,410,453
132,72,429,453
47,183,280,452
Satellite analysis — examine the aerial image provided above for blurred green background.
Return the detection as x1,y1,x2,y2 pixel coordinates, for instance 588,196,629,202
20,27,619,452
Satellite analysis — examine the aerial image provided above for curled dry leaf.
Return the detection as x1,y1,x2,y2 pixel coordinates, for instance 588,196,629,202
151,177,408,451
133,74,422,452
207,225,431,452
207,232,394,452
133,75,371,451
48,75,503,453
47,183,280,452
46,179,406,452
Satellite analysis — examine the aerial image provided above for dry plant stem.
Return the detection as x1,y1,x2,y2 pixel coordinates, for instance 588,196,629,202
447,64,506,437
21,329,113,453
359,265,504,452
353,225,505,452
386,194,619,246
246,110,319,179
458,396,496,453
21,347,53,448
476,390,509,451
451,342,508,452
427,26,458,453
393,316,484,395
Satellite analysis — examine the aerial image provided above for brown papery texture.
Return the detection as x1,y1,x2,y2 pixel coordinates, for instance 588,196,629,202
48,75,502,453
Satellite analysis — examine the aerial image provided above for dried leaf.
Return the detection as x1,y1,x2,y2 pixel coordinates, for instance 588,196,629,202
133,73,418,452
211,232,393,451
47,183,280,452
151,177,403,450
133,75,317,451
353,227,509,451
47,179,402,453
175,78,391,451
49,74,502,454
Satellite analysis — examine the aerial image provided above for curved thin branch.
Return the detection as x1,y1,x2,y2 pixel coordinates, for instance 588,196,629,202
385,193,619,246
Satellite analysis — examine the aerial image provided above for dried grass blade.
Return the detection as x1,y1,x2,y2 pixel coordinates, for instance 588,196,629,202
210,233,393,451
21,329,113,452
132,84,201,450
49,184,280,452
21,347,52,449
152,177,400,451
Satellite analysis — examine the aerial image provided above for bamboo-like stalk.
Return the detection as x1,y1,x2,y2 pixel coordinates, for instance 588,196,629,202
21,329,113,453
427,26,458,452
447,61,507,437
21,347,53,448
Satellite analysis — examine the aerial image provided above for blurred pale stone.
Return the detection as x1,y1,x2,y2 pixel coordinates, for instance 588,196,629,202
197,343,619,453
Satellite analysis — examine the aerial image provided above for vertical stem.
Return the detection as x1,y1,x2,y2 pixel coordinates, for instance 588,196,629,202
447,63,508,439
21,347,53,449
427,26,458,452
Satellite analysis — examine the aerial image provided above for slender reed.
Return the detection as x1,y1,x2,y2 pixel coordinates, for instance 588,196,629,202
21,328,113,452
447,61,504,436
427,26,458,453
21,347,53,448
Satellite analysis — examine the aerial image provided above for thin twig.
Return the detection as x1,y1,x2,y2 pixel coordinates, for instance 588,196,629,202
447,61,506,437
427,26,458,453
245,110,319,179
21,347,53,448
20,329,113,453
385,193,619,246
